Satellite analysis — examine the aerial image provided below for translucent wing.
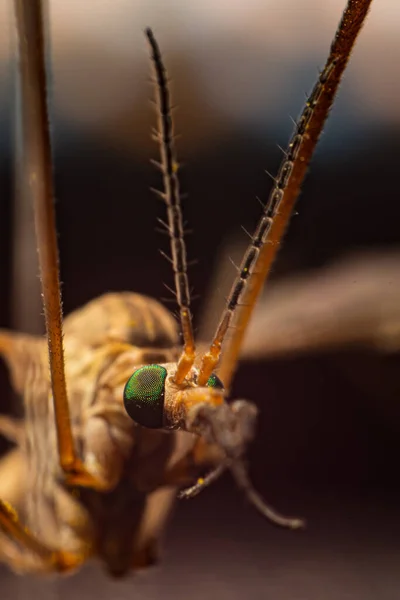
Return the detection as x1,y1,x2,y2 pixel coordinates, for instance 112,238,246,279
241,251,400,359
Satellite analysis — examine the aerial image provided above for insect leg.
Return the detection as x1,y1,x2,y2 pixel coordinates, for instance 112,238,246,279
131,487,177,570
13,0,106,490
0,450,80,573
0,499,82,573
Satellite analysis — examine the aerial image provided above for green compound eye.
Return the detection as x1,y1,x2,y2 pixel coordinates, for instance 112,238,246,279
206,373,224,390
123,365,167,429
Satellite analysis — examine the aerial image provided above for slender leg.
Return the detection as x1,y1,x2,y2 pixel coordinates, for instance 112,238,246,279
132,487,177,570
0,500,82,573
0,450,82,573
13,0,107,490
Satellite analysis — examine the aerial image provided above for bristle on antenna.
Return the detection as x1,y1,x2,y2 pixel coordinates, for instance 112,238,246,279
197,0,373,389
145,27,195,384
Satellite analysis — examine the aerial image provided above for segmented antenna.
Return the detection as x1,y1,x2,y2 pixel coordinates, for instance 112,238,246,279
146,28,195,384
198,0,373,387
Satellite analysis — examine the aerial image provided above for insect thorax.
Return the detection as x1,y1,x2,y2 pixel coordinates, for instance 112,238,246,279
7,292,188,573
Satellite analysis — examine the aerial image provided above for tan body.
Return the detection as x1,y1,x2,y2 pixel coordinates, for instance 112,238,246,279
0,293,218,576
2,0,371,579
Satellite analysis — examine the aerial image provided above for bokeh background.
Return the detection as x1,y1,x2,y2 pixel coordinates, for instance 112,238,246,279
0,0,400,598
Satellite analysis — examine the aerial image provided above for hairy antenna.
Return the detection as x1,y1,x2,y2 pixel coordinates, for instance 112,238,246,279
146,28,195,385
198,0,373,388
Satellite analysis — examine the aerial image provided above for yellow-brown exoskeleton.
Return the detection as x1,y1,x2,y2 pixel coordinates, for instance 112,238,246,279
0,0,372,578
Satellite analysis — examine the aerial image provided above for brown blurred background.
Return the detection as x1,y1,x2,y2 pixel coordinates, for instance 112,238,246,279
0,1,400,598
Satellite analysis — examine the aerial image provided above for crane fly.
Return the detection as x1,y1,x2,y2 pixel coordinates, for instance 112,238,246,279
0,0,372,578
